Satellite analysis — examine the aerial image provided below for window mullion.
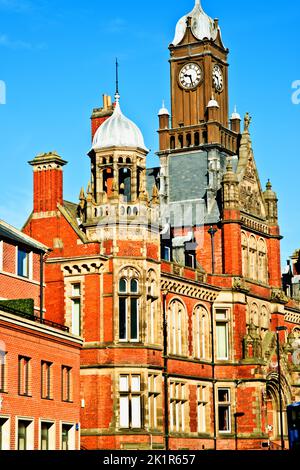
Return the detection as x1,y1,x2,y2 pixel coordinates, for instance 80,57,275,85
127,296,131,342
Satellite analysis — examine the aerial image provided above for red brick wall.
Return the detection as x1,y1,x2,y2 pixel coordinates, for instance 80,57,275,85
0,275,40,308
222,218,242,276
267,227,282,288
33,169,63,213
0,239,42,309
3,241,16,274
0,315,81,450
91,115,112,141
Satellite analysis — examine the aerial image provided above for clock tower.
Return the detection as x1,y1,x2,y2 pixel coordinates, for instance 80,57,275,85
158,0,241,230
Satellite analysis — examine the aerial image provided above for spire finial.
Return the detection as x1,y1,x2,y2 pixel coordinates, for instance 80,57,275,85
115,58,120,104
226,158,233,172
266,179,272,190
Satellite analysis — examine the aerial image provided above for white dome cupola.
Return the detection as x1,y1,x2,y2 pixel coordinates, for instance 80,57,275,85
172,0,220,46
92,94,148,152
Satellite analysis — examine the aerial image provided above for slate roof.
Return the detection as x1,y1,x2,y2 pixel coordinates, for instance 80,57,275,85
0,219,49,252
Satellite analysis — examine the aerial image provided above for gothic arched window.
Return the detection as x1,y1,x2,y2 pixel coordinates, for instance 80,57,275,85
241,232,249,278
249,235,257,280
250,302,259,329
147,270,159,345
168,299,188,356
258,238,268,284
193,305,210,360
118,268,140,342
260,305,270,337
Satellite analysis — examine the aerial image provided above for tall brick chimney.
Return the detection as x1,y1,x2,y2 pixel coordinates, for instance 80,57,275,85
91,94,114,141
29,152,67,214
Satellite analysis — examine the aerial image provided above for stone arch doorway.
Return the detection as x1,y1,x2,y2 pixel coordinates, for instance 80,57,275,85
266,372,291,444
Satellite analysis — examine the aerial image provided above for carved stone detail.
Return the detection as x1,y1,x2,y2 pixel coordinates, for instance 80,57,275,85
271,289,289,305
240,215,269,234
232,277,249,293
240,185,262,217
284,311,300,324
62,261,105,276
161,278,219,302
244,157,256,181
243,322,262,359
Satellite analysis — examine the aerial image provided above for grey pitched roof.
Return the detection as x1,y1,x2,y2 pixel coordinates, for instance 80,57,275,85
63,200,79,221
0,219,49,252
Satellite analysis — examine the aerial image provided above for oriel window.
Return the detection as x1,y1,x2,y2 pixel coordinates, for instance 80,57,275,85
216,309,229,360
148,374,160,430
197,385,208,434
119,375,142,429
71,283,81,336
218,388,231,433
170,381,187,433
119,278,140,342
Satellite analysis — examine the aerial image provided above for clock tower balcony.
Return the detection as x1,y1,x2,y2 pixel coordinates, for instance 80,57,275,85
157,122,240,156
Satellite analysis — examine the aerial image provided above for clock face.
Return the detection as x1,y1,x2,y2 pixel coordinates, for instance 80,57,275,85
212,65,224,92
179,63,203,90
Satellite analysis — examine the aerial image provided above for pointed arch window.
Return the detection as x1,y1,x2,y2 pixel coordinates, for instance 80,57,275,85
241,232,249,278
250,303,259,327
258,238,268,284
193,305,210,360
249,236,257,280
147,271,158,345
168,300,187,356
119,270,140,343
260,305,270,337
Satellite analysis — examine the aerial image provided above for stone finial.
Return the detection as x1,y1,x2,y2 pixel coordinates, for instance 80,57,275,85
266,179,272,191
78,187,86,210
226,159,233,172
86,183,93,202
79,187,85,200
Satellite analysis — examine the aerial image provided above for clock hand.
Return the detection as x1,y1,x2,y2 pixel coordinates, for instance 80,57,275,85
184,73,193,83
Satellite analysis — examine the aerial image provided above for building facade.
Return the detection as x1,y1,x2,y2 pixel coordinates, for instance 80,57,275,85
22,0,300,450
0,220,82,450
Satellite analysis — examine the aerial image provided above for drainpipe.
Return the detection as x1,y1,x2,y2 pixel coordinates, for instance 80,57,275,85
208,226,218,274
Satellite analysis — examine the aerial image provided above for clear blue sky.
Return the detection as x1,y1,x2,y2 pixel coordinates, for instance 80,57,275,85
0,0,299,266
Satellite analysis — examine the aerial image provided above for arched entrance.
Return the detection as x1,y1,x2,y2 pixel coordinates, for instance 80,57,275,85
266,372,291,446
